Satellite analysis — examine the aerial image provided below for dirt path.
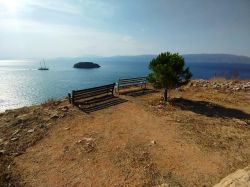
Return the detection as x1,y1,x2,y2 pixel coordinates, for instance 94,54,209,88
13,93,238,187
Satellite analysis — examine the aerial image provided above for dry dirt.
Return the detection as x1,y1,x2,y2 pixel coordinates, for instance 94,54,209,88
1,81,250,187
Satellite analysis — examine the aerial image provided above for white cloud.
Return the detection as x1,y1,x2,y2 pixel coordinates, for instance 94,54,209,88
0,18,151,58
0,0,153,58
27,0,81,15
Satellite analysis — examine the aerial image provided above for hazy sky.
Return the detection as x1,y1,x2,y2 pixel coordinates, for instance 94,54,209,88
0,0,249,59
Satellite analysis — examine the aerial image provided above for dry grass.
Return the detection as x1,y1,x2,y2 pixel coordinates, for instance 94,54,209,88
1,81,250,186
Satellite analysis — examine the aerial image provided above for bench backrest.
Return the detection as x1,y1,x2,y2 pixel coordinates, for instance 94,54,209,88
118,77,147,86
72,83,115,103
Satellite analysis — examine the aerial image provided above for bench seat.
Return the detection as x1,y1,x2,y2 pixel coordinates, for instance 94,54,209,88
117,77,147,93
68,83,115,106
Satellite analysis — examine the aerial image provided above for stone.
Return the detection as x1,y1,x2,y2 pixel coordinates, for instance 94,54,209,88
77,140,83,143
11,137,18,141
157,183,169,187
77,137,93,144
27,129,35,133
17,113,31,122
83,137,93,142
11,118,22,126
233,119,248,126
150,140,156,145
213,166,250,187
50,113,59,120
12,129,20,136
39,124,46,128
0,150,6,155
59,106,69,112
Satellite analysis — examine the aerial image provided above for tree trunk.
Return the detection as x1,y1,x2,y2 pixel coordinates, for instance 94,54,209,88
164,88,168,102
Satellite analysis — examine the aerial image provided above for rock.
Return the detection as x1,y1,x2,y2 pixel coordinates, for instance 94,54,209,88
73,62,100,69
59,106,69,112
27,129,35,133
213,166,250,187
83,137,93,142
233,119,248,126
157,183,169,187
64,127,70,130
0,150,6,155
150,140,156,145
0,138,3,143
77,140,83,143
59,113,66,119
233,87,240,91
11,118,22,126
12,129,20,136
50,113,59,120
17,113,31,122
78,137,93,143
39,124,46,128
11,137,18,141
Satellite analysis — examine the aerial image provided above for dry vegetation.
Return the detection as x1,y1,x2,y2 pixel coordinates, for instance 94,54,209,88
0,80,250,187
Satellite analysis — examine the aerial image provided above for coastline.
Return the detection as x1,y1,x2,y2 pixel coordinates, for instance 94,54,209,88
0,79,250,186
1,79,250,113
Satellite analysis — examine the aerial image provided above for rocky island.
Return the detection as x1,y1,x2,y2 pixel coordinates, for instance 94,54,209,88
73,62,100,69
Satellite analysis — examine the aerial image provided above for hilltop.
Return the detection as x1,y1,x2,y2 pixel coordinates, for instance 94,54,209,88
0,80,249,186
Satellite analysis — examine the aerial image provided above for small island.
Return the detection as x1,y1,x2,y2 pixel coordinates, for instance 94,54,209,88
73,62,100,69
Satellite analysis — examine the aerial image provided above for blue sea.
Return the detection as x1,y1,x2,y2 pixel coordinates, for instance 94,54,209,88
0,59,250,112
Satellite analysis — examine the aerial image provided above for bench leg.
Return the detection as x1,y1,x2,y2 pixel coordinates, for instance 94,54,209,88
68,93,72,104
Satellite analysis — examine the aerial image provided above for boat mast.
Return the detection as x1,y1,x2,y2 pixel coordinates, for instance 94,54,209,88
43,59,46,68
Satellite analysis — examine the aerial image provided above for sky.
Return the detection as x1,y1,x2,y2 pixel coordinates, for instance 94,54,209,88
0,0,249,59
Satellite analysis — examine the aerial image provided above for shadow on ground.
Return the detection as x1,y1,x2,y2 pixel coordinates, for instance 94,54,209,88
120,88,159,97
77,95,127,113
171,98,250,120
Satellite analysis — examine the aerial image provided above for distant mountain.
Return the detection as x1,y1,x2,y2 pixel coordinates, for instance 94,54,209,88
183,54,250,64
48,54,250,65
93,54,250,64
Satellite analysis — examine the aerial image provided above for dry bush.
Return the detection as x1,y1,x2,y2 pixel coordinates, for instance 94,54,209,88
210,76,227,82
41,98,57,108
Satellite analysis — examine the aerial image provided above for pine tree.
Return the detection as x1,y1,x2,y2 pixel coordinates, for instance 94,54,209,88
147,52,192,101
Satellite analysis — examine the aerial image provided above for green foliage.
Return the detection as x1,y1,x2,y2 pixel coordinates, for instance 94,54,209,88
147,52,192,91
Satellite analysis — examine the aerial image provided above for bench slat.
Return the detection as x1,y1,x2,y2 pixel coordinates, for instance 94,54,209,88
119,80,146,85
73,86,113,96
73,89,113,100
118,83,146,87
119,77,146,81
69,83,115,105
117,76,147,94
74,84,115,94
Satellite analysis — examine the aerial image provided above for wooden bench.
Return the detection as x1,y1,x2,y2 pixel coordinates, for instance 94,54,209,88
68,83,115,106
117,77,147,94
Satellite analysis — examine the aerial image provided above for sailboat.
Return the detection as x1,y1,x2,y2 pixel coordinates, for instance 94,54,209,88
38,59,49,70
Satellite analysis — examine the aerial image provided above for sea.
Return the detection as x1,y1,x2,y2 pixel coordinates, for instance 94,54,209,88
0,59,250,112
